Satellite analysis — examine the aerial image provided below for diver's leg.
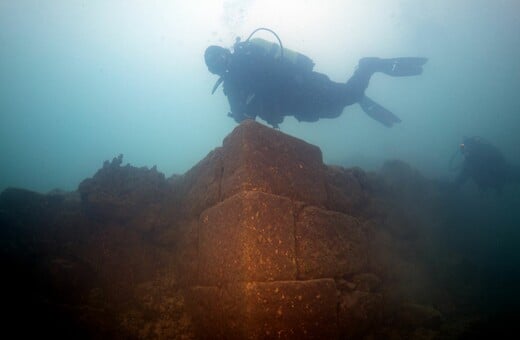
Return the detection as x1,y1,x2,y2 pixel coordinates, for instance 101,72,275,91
341,57,427,127
290,72,347,121
343,70,396,126
342,63,375,105
359,96,401,127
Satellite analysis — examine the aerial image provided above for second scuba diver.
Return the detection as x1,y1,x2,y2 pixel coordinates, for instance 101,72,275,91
452,136,519,193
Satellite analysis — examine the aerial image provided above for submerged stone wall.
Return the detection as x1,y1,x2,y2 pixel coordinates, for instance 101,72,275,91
173,121,381,338
1,120,459,339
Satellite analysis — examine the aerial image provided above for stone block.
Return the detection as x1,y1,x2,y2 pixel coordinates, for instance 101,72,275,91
187,279,339,339
172,149,224,217
166,219,199,286
220,120,328,207
198,191,297,285
296,206,369,279
222,279,339,339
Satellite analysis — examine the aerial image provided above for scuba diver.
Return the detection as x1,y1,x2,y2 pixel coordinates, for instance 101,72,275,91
451,136,519,193
204,28,428,128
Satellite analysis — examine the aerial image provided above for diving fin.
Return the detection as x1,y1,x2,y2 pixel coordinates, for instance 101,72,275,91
379,57,428,77
359,96,402,127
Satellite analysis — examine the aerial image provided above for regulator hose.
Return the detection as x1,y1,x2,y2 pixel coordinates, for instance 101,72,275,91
244,27,284,60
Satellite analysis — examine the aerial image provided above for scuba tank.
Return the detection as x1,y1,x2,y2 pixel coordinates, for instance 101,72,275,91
236,27,315,73
248,37,315,73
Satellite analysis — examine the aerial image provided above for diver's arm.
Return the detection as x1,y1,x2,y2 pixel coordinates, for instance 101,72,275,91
223,45,269,124
226,90,248,123
224,82,255,123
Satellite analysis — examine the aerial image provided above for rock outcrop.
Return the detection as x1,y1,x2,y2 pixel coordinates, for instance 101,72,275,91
2,120,517,339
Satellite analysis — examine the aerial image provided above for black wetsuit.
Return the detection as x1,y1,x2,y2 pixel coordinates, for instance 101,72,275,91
222,41,374,128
